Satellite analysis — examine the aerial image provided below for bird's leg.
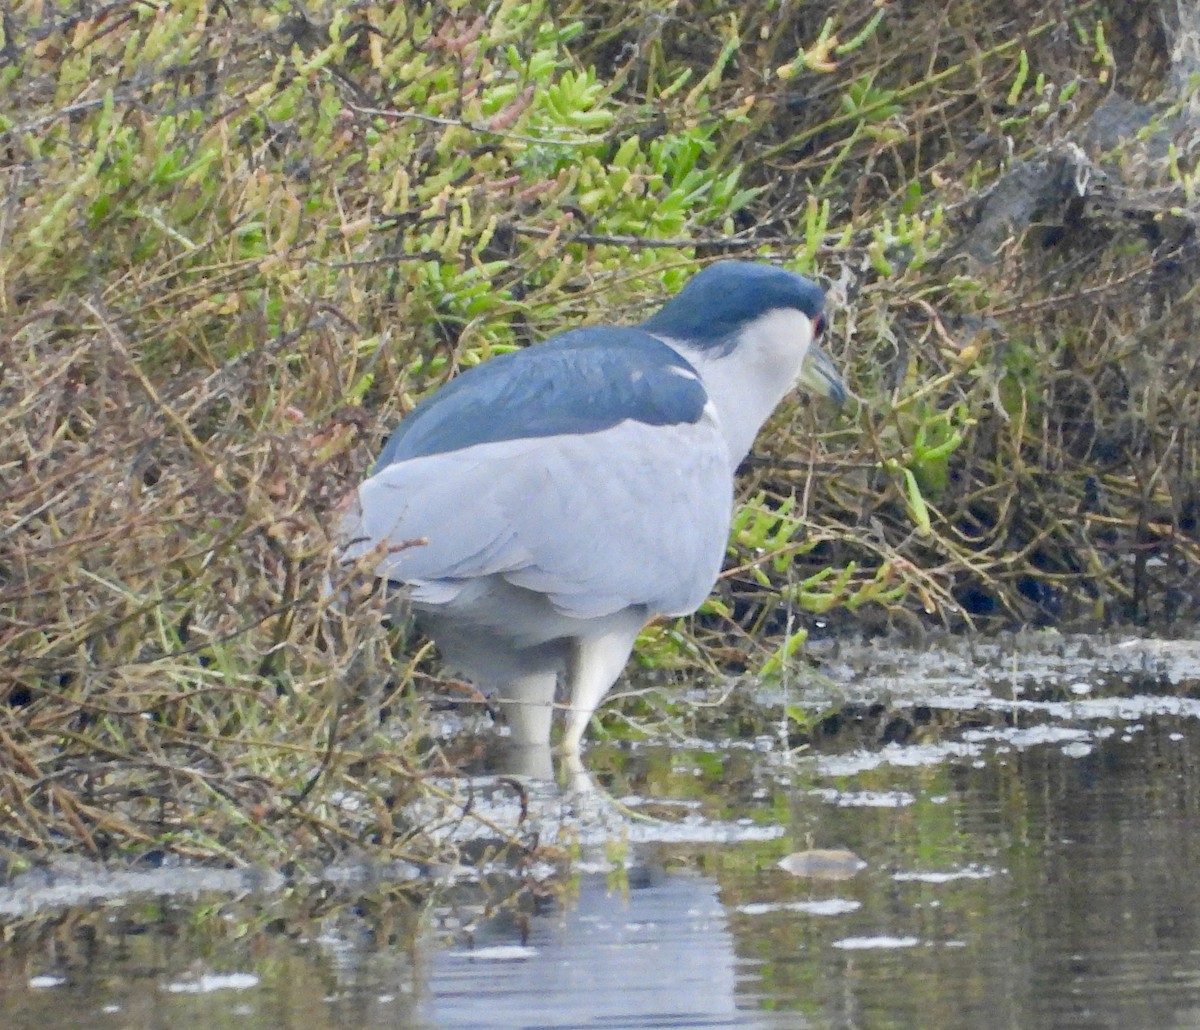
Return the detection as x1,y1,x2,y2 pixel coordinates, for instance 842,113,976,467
490,670,559,780
496,669,558,750
558,628,641,755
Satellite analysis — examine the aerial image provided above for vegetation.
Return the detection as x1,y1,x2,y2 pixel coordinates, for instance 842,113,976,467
3,0,1198,861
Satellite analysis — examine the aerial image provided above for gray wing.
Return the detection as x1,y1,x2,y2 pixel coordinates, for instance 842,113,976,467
340,417,733,619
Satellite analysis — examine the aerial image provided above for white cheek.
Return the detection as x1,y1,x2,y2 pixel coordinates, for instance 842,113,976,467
659,307,816,469
745,308,815,385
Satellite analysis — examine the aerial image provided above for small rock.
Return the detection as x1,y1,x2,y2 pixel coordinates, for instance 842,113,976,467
777,849,867,880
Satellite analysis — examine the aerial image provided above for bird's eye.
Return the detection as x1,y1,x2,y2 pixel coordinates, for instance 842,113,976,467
813,314,827,339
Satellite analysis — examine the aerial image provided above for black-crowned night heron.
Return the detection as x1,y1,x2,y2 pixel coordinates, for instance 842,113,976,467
339,261,844,761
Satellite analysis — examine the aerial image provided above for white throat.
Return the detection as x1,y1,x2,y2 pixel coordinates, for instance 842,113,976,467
657,308,815,471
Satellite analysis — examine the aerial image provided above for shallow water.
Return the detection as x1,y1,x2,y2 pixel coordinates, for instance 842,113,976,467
4,632,1200,1029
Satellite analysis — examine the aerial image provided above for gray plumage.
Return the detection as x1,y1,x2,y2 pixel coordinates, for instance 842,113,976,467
339,261,842,763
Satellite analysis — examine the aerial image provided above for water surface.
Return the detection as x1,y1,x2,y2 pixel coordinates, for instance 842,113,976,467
3,632,1200,1029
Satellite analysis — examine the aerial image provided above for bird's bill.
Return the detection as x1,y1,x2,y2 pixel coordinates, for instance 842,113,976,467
798,344,847,406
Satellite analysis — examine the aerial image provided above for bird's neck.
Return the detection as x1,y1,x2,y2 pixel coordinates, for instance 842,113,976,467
659,308,814,471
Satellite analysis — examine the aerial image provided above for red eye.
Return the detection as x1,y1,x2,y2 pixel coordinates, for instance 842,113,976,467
813,314,826,339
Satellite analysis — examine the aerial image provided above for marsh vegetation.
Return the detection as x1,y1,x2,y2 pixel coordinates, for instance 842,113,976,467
3,0,1199,863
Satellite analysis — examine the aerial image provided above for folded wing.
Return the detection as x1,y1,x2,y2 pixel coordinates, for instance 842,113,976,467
340,327,735,619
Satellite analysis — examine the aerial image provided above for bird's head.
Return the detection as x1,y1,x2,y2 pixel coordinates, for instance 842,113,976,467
642,261,846,407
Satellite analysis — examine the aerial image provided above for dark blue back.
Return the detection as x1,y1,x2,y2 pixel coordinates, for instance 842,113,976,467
374,327,707,469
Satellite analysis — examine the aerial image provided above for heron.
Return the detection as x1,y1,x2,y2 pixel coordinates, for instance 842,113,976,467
339,261,845,764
